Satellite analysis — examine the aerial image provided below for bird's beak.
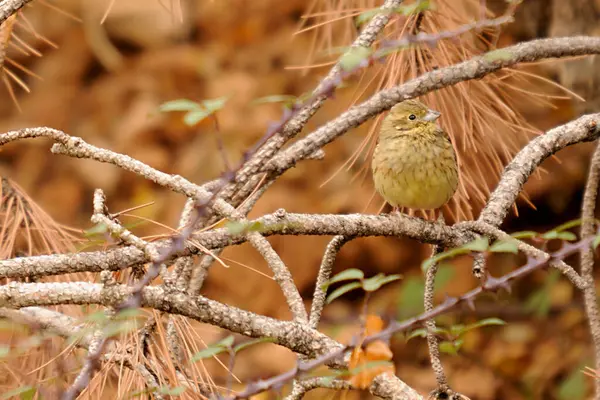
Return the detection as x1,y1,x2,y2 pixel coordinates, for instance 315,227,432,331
423,109,441,122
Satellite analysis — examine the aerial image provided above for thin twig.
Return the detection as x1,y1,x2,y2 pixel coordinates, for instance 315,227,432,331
424,244,449,390
580,142,600,399
309,235,350,329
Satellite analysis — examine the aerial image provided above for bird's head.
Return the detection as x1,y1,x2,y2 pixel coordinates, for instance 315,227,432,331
379,99,441,139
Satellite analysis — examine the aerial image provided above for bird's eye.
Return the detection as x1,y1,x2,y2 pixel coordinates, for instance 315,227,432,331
408,114,416,120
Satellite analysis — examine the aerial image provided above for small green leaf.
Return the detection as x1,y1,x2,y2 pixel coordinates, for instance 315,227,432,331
462,236,489,252
159,99,200,112
103,320,140,338
326,282,362,304
84,223,108,237
462,318,506,333
234,337,277,353
85,311,109,323
361,273,402,292
483,49,513,62
0,345,10,358
406,327,448,341
203,96,228,113
435,264,455,290
594,235,600,249
247,221,264,232
355,9,386,26
218,335,235,348
542,230,577,241
558,366,586,400
510,230,538,240
115,308,143,320
184,110,211,126
225,221,246,235
489,240,519,254
191,337,233,362
157,386,186,396
395,0,433,16
397,277,424,318
1,386,36,400
553,219,584,233
339,46,372,71
438,340,459,355
322,269,364,290
252,95,297,106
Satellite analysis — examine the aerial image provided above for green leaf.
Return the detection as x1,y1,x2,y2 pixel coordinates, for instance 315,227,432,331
225,221,246,235
438,340,459,355
321,269,364,290
361,273,402,292
462,318,506,333
406,327,448,341
190,336,234,362
558,367,586,400
184,110,212,126
159,99,200,112
594,235,600,249
246,221,264,232
326,282,362,304
395,0,433,16
171,96,228,126
483,49,513,62
218,335,235,348
1,386,36,400
203,96,228,113
489,240,519,254
397,277,424,318
435,264,455,290
84,223,108,237
103,320,140,338
0,345,10,358
542,230,577,241
85,310,109,323
252,95,297,106
234,337,277,353
115,308,143,320
553,219,584,233
462,236,489,252
355,9,386,26
510,230,538,240
339,46,372,71
157,386,187,396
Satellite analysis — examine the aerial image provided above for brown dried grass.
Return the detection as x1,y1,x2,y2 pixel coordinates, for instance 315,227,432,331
295,0,579,221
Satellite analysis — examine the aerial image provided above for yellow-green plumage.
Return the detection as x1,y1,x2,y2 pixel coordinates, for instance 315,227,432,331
372,99,459,210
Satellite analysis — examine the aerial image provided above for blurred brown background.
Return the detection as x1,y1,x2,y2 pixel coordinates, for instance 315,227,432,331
1,0,600,398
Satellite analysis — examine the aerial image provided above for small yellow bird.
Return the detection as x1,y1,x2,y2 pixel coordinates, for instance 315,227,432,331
372,99,459,213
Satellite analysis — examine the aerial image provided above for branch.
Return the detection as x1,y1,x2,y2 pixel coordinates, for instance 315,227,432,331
580,142,600,398
248,232,308,322
0,282,342,358
309,236,350,329
0,212,464,279
0,0,32,25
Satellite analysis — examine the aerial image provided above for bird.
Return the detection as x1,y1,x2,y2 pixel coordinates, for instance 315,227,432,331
371,99,459,214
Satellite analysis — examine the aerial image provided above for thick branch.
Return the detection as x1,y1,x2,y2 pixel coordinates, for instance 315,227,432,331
0,0,32,25
0,282,341,358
